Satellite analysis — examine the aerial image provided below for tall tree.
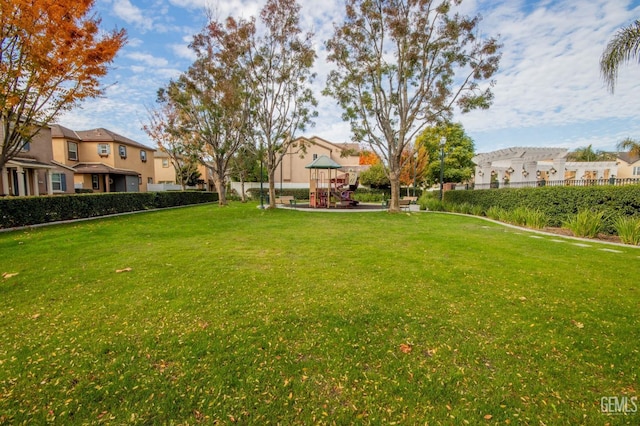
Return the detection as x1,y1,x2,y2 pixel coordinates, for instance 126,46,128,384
143,97,200,190
166,16,255,205
600,20,640,93
617,137,640,157
325,0,501,211
415,122,475,186
246,0,317,209
0,0,126,170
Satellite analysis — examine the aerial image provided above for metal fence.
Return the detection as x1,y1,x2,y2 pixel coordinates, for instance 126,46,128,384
472,177,640,190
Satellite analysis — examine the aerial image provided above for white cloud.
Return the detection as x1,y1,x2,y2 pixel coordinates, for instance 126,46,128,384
111,0,154,32
125,52,170,68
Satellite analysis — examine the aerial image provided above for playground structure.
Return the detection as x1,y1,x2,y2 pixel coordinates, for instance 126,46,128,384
306,155,360,208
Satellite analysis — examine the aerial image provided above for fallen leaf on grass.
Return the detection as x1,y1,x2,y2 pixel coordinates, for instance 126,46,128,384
2,272,18,279
399,343,412,354
484,414,493,420
571,319,584,329
115,267,132,273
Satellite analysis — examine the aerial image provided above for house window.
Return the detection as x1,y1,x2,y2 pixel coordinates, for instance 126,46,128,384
119,145,127,158
92,174,100,190
21,141,30,152
162,158,169,168
147,177,153,184
633,167,640,176
313,153,318,160
52,173,67,191
140,150,147,162
98,144,110,156
68,142,78,161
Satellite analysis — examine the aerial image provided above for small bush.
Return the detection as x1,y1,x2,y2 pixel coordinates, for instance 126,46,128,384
421,197,446,211
613,216,640,245
563,210,605,238
471,205,485,217
486,206,504,221
525,209,548,229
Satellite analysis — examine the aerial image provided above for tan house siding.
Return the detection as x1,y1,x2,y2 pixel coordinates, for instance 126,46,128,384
616,153,640,179
52,125,156,192
279,136,361,186
0,125,74,196
153,151,209,189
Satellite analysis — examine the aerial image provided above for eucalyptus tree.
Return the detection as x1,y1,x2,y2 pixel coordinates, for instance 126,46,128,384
600,20,640,93
246,0,317,208
166,16,255,205
324,0,501,211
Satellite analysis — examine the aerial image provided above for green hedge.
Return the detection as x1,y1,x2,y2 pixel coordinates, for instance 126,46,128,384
0,191,217,229
444,185,640,232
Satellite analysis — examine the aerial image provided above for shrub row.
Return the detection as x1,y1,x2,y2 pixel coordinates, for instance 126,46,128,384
0,191,217,229
443,185,640,233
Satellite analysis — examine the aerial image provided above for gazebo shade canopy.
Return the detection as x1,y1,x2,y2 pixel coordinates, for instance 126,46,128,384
305,155,342,169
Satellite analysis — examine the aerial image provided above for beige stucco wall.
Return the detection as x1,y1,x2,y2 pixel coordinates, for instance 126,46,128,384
617,160,640,179
278,137,361,186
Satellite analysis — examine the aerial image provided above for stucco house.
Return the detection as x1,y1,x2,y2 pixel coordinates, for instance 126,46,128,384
152,150,210,190
616,152,640,179
277,136,362,187
51,125,156,193
0,124,75,196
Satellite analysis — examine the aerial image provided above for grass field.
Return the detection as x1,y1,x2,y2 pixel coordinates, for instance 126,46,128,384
0,203,638,424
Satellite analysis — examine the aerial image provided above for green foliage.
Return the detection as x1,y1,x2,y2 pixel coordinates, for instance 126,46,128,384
419,196,446,211
613,216,640,245
359,163,390,189
563,210,606,238
416,122,476,186
0,192,217,229
486,206,504,221
445,184,640,234
353,188,388,202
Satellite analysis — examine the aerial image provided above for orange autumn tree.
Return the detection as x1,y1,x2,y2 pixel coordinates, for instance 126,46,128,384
0,0,126,170
359,150,380,165
399,144,429,191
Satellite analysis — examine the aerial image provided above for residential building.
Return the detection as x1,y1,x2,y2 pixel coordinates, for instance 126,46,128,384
0,125,75,196
616,152,640,179
51,125,155,192
277,136,362,186
151,150,210,191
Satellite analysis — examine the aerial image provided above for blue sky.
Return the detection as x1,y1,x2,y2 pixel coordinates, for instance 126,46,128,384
56,0,640,154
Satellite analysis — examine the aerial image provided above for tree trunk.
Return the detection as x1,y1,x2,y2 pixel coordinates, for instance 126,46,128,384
240,178,247,203
389,170,401,212
268,169,276,209
213,172,227,206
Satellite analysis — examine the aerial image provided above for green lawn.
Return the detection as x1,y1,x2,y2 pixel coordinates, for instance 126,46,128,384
0,203,638,424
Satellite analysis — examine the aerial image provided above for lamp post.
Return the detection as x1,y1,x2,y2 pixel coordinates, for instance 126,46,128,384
439,136,446,201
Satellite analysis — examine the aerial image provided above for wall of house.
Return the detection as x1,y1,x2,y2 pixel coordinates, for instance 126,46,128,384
279,138,361,186
154,157,175,183
617,160,640,179
112,144,155,191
